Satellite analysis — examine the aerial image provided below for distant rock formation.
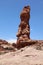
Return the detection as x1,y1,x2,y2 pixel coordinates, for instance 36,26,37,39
0,39,16,54
16,6,30,47
0,39,8,45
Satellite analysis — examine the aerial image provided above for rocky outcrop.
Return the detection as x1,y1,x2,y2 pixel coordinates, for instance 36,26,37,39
16,6,38,49
0,39,8,45
0,44,43,65
12,43,17,48
0,39,16,54
0,46,4,51
0,39,8,51
16,6,31,48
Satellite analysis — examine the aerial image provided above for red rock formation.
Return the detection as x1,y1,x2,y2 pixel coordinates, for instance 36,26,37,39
12,43,17,48
0,46,4,51
0,39,16,52
0,39,8,45
16,6,30,45
16,6,31,48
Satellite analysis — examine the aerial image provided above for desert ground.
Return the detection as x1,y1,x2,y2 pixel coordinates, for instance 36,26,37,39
0,45,43,65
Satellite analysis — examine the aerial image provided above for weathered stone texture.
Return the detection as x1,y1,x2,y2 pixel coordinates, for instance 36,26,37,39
16,6,30,46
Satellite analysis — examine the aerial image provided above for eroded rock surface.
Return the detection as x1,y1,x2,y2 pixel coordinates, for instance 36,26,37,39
0,39,16,54
0,45,43,65
16,6,31,48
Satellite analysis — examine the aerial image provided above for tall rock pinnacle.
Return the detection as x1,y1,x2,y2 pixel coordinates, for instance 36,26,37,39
16,6,30,45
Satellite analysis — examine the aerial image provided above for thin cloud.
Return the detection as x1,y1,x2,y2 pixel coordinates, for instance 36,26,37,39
7,39,17,44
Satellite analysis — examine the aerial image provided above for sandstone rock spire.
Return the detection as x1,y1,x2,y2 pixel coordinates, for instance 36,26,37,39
16,6,30,45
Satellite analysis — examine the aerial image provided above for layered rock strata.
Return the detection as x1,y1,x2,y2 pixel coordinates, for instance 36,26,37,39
0,39,16,54
16,6,30,46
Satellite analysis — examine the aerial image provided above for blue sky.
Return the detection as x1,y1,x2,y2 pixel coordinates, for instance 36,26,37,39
0,0,43,41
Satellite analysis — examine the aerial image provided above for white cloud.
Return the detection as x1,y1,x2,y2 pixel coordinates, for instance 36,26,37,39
7,39,17,44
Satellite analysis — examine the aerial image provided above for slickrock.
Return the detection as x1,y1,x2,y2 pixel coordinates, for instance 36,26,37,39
0,46,43,65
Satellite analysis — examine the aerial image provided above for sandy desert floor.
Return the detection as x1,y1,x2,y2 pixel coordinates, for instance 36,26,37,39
0,46,43,65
